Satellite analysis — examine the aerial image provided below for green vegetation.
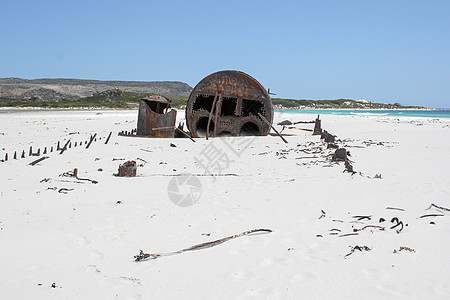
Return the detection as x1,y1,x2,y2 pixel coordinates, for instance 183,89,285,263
272,98,422,109
0,91,422,110
0,90,151,109
168,97,188,108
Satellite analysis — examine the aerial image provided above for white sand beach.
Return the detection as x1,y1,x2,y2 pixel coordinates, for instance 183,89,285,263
1,110,450,299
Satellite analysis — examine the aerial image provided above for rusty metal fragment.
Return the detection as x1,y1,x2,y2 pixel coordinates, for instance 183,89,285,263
186,71,274,138
117,161,137,177
313,115,322,135
137,96,177,138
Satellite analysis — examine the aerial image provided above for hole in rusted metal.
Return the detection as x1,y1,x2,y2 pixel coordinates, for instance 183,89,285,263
240,122,260,136
143,100,165,114
242,99,264,117
221,97,237,116
196,117,215,137
193,94,215,112
218,131,233,137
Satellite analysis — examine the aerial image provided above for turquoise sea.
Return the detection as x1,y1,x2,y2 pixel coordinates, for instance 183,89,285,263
275,109,450,118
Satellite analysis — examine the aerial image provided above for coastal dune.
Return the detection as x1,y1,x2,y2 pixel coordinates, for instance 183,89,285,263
0,110,449,299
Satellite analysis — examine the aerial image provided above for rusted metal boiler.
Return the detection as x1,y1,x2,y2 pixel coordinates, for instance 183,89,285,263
185,71,274,138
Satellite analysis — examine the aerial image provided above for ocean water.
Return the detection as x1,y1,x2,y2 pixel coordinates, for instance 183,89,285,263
275,109,450,118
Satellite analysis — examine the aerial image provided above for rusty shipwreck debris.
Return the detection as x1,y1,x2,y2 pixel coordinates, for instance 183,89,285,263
117,161,137,177
185,70,274,138
137,96,177,138
313,115,322,135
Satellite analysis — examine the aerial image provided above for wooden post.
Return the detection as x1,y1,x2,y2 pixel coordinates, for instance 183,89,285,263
105,132,112,144
29,146,33,156
86,133,97,149
43,147,47,154
14,151,17,159
21,150,25,158
60,140,71,154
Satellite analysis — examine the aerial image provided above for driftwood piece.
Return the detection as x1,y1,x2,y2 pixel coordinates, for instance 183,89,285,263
29,156,49,166
277,120,292,126
104,132,112,144
58,188,74,194
418,214,444,218
427,203,450,213
353,215,372,221
134,228,273,261
59,140,71,154
339,233,359,237
361,225,385,231
386,207,405,211
344,245,371,258
86,133,97,149
390,217,404,233
60,168,98,184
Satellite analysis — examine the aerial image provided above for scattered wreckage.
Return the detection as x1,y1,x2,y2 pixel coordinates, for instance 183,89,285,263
126,70,276,140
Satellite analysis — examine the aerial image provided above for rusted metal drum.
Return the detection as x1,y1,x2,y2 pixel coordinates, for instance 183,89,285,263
185,70,273,138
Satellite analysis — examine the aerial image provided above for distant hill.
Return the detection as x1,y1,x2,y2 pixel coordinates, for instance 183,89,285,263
271,98,424,110
0,77,193,101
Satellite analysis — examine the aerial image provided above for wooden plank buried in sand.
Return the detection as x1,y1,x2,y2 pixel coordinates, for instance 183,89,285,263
257,112,288,143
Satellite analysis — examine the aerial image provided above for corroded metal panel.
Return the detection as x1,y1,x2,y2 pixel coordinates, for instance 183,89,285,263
137,100,177,138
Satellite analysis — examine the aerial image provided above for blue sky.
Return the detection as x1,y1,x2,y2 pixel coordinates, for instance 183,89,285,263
1,0,449,108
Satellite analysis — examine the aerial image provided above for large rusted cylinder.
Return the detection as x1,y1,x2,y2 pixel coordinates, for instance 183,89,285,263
186,71,273,138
